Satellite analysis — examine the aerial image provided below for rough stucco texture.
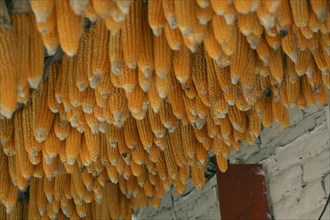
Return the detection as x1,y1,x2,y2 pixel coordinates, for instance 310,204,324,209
136,106,330,220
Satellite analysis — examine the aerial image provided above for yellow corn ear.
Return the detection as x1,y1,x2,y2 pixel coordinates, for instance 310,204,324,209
11,13,30,93
31,0,54,22
148,108,165,138
175,0,196,37
0,118,13,145
255,37,270,65
138,68,152,93
191,163,205,188
212,15,236,56
0,151,11,201
44,128,61,163
163,140,178,180
14,110,34,180
196,2,213,25
0,27,18,119
122,0,142,69
3,183,18,214
2,134,15,157
265,32,281,50
168,130,188,167
156,71,171,99
233,0,259,14
65,127,81,165
230,31,251,84
28,13,44,89
84,128,100,162
82,88,96,114
136,116,154,152
269,48,284,85
290,0,309,28
148,0,166,36
215,153,228,172
154,31,172,79
192,46,210,106
47,62,60,113
281,27,298,63
55,0,83,56
301,75,318,106
172,45,192,84
39,10,60,55
164,23,183,51
159,100,178,132
162,0,176,28
147,79,162,113
203,23,223,61
90,19,110,88
137,6,154,77
109,88,130,126
123,116,140,150
132,141,147,165
33,81,55,143
109,30,124,75
294,50,312,77
168,72,186,120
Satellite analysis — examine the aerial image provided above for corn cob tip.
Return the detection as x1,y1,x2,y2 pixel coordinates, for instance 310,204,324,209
0,108,14,119
28,76,42,89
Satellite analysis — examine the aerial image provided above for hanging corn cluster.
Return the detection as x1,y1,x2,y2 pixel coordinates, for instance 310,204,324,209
0,0,330,218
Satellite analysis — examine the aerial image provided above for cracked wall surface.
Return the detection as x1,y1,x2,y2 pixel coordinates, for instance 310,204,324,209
136,106,330,219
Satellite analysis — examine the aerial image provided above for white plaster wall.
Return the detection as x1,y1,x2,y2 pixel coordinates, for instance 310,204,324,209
136,106,330,220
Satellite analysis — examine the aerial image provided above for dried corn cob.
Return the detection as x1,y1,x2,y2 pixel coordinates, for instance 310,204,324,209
84,128,100,162
172,45,192,84
175,0,196,37
31,0,54,22
90,19,110,88
54,115,70,141
109,88,130,126
162,0,176,28
12,13,30,93
122,0,142,69
269,48,284,85
65,127,81,165
164,23,182,51
146,79,162,113
3,183,18,214
282,27,298,62
191,163,205,188
196,2,213,24
0,27,18,119
216,152,228,172
148,0,166,36
233,0,259,14
192,46,210,106
136,116,153,152
132,141,147,165
109,30,124,75
33,81,55,143
230,31,251,84
44,127,61,163
55,0,83,56
163,140,178,180
29,13,44,89
154,31,172,79
69,0,89,15
290,0,309,28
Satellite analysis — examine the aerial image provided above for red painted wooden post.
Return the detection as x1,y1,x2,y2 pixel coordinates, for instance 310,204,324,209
216,163,271,220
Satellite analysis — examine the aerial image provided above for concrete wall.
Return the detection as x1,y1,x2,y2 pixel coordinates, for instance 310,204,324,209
136,106,330,219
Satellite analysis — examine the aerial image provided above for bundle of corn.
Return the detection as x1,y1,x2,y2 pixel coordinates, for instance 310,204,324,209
0,0,330,218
